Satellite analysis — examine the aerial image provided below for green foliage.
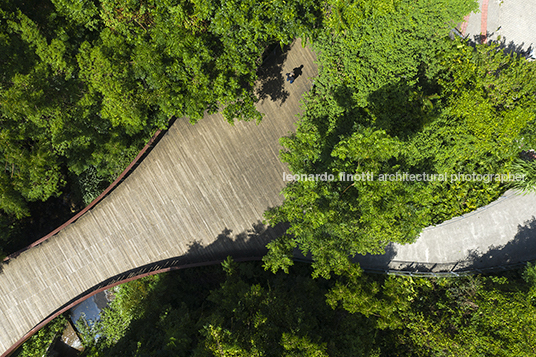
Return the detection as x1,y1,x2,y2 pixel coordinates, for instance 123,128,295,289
77,276,160,351
323,0,399,35
0,171,29,219
1,0,143,246
51,0,100,29
197,262,381,356
194,0,321,49
1,0,324,254
325,266,536,356
79,268,221,356
523,262,536,287
74,262,377,357
508,158,536,194
280,333,329,356
16,315,67,357
264,0,536,277
263,236,295,274
221,255,238,276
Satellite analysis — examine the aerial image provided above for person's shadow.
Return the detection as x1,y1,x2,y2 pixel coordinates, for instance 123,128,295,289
292,65,304,80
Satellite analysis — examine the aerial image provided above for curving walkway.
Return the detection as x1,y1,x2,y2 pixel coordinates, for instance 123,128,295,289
0,40,317,356
1,34,536,355
353,190,536,273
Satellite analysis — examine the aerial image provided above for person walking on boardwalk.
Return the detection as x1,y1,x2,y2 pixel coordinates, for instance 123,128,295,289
286,71,295,83
286,65,304,84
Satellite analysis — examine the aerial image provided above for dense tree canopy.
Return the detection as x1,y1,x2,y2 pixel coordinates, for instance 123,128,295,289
74,262,374,356
263,0,536,277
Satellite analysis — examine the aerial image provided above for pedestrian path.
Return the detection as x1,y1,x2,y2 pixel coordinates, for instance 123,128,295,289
0,39,317,357
1,10,536,354
462,0,536,54
354,189,536,273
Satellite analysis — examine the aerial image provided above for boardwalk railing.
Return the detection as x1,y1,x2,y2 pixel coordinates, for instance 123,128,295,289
2,255,264,357
292,258,534,277
376,260,534,277
5,255,532,357
3,120,175,262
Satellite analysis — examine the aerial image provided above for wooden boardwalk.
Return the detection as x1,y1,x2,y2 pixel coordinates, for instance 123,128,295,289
1,37,536,355
0,39,318,355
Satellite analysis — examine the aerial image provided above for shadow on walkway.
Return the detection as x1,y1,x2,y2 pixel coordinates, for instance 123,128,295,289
468,31,534,59
255,44,291,105
350,243,398,271
465,216,536,270
43,220,289,325
352,217,536,274
186,220,289,262
9,220,289,357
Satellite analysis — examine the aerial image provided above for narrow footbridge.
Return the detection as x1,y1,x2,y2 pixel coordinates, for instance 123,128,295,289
0,39,317,356
1,40,536,356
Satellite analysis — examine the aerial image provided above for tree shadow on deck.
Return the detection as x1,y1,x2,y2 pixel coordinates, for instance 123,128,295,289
349,243,398,272
469,31,534,59
462,216,536,271
8,221,289,357
255,44,291,105
45,221,289,323
185,221,289,263
349,216,536,274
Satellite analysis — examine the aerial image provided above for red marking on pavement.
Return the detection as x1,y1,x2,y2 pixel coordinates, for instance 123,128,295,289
481,0,489,43
461,14,470,35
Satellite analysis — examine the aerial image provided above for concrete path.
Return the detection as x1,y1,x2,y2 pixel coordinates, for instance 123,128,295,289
355,190,536,272
462,0,536,53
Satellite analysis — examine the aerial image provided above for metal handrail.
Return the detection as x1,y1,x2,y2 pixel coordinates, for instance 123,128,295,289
2,120,174,262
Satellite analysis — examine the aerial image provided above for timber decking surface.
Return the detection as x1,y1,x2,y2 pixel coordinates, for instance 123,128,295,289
0,39,317,355
2,38,536,355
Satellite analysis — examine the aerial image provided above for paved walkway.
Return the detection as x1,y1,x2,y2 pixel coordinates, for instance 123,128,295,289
462,0,536,53
1,7,536,353
354,190,536,272
0,39,317,356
